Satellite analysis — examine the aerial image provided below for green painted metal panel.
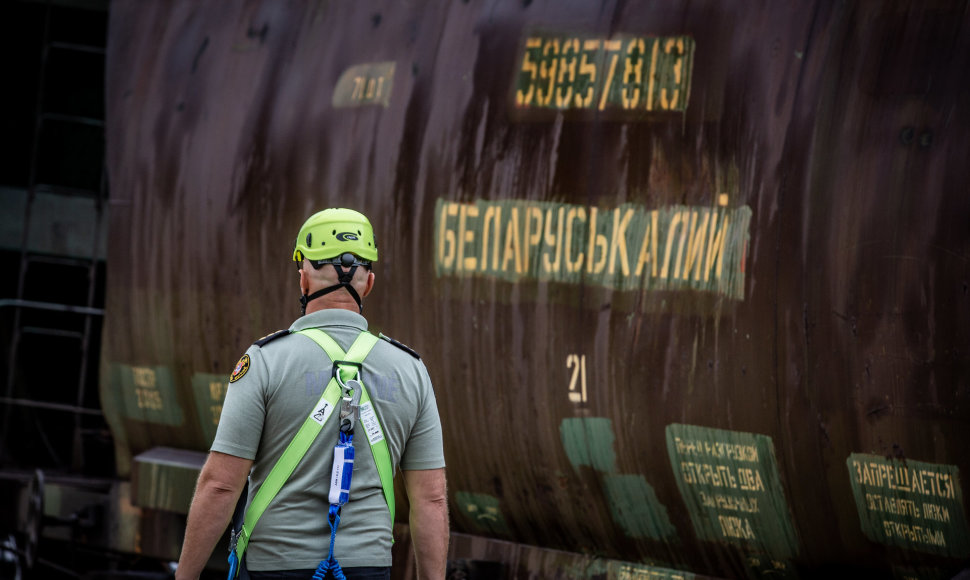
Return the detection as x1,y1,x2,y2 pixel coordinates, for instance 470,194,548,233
332,62,396,108
454,491,509,536
666,424,799,562
435,199,750,299
560,418,677,541
847,453,970,558
603,474,678,541
111,363,184,426
514,33,694,115
560,417,617,473
191,373,229,446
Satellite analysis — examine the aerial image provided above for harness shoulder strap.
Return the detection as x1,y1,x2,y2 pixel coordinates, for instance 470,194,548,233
230,330,378,573
301,328,395,527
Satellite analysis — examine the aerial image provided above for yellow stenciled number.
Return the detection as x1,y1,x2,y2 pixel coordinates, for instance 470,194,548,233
351,76,364,101
598,40,622,110
537,38,560,107
132,367,156,388
210,404,222,426
136,387,163,411
555,38,579,109
622,38,644,109
516,37,542,106
515,34,690,113
566,354,587,404
208,380,226,401
578,39,599,108
132,367,163,411
645,38,660,110
660,37,685,110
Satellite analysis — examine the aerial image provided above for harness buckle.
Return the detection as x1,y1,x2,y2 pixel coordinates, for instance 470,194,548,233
339,379,362,433
228,527,239,552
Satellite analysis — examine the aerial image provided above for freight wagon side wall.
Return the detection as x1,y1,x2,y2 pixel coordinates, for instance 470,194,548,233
103,1,970,577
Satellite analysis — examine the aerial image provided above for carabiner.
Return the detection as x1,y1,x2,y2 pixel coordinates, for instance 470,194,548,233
339,379,362,433
331,360,362,388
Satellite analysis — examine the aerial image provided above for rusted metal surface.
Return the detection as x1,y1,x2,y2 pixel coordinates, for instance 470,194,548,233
102,1,970,577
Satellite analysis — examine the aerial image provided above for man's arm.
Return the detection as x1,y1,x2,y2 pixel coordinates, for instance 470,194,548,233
403,468,449,579
175,451,253,580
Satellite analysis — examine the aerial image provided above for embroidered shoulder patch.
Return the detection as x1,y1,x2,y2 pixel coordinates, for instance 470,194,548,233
254,329,290,347
379,333,420,359
229,354,251,383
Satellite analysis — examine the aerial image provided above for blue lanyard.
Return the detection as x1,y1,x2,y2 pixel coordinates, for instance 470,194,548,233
313,371,362,580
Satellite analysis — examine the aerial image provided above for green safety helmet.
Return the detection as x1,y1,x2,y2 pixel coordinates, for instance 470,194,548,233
292,208,378,264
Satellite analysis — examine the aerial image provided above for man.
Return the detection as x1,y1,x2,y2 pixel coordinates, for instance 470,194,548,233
176,208,448,580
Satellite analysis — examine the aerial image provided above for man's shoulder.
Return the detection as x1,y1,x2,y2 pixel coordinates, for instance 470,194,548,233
253,329,292,347
378,333,421,359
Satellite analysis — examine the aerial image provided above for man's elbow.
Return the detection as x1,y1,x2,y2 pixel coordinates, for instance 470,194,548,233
421,478,448,505
409,486,448,515
197,474,240,496
404,468,448,508
194,453,251,497
419,493,448,510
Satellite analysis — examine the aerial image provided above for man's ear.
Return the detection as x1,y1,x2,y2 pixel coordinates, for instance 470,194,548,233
299,266,310,295
361,271,375,298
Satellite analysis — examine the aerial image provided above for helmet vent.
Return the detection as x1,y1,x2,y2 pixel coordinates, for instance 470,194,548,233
306,233,312,246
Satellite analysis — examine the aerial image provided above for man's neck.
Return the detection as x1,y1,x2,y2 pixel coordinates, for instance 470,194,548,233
304,296,360,315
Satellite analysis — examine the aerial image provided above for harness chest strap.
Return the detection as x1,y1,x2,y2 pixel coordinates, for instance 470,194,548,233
231,329,394,569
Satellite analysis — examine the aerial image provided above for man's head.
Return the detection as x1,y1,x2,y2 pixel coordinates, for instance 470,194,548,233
292,208,378,314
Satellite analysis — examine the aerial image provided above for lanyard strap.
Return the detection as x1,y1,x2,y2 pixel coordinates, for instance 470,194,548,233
230,330,380,572
300,328,396,527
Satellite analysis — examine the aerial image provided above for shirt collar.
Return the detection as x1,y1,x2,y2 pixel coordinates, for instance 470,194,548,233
289,309,369,333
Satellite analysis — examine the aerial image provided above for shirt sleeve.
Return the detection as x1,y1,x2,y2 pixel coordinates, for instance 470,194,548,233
400,362,446,471
210,345,267,460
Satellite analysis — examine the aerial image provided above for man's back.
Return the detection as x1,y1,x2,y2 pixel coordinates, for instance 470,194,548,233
213,308,444,570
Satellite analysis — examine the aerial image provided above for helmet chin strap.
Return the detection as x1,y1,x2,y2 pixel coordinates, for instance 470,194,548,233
300,255,364,314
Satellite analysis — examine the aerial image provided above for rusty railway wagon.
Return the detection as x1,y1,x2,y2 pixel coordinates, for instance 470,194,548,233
1,0,969,578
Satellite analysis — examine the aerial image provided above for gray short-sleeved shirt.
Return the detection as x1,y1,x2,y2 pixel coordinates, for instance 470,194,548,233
212,309,445,570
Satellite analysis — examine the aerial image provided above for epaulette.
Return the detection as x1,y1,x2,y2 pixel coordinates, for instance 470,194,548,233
254,329,290,347
379,333,420,359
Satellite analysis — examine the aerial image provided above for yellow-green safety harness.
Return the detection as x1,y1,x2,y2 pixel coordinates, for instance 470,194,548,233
228,329,395,578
